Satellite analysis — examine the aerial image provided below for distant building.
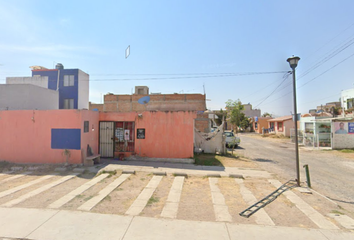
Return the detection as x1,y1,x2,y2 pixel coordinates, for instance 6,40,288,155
6,63,89,109
341,87,354,114
242,103,261,118
316,101,341,114
89,86,206,112
89,86,209,132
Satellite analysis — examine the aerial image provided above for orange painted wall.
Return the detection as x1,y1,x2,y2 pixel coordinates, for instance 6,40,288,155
0,110,99,164
253,117,272,134
99,111,197,158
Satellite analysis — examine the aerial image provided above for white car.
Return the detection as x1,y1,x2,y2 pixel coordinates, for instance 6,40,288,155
223,132,240,148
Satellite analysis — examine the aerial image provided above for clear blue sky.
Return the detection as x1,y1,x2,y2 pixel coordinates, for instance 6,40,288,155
1,0,354,116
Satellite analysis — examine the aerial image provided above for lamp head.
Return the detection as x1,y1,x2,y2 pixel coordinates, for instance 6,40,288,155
287,56,300,69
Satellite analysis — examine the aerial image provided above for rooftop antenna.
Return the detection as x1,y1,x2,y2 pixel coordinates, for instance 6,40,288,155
203,83,205,95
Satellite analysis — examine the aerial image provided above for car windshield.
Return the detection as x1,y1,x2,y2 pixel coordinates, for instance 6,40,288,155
224,132,234,137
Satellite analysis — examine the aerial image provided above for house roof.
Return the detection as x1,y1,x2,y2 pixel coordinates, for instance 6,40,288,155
268,115,292,122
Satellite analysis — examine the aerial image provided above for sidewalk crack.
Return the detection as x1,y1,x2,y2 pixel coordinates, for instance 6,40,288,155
24,209,61,239
121,216,135,240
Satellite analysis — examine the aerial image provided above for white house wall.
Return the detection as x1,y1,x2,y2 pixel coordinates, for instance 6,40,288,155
332,120,354,149
78,69,89,109
0,84,58,110
6,76,49,89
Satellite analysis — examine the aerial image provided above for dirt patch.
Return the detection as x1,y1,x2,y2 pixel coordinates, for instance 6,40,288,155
322,150,354,161
194,153,260,168
92,172,152,215
62,173,117,210
0,175,40,192
217,177,255,224
177,176,215,221
16,176,91,208
0,175,63,206
218,156,259,168
141,174,173,217
244,179,318,229
292,189,350,229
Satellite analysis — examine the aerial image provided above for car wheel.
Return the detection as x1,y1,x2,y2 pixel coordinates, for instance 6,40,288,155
234,144,238,148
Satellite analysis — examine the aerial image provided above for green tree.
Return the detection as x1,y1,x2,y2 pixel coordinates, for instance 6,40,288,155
262,112,272,117
225,99,250,131
215,109,226,125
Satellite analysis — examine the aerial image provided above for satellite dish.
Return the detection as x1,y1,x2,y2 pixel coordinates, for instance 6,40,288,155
93,108,99,111
138,96,150,104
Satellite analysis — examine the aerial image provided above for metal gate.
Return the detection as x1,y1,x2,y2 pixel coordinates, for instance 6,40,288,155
99,122,114,157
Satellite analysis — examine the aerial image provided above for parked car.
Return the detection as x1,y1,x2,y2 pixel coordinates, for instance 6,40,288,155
223,131,240,148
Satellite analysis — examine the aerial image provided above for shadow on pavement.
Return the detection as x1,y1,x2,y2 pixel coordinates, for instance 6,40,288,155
100,158,226,172
253,158,275,163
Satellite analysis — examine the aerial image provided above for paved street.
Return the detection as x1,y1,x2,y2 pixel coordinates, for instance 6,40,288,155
235,133,354,213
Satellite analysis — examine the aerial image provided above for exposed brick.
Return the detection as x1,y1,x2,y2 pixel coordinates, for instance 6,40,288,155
164,94,185,101
117,95,132,101
89,103,104,111
104,94,118,102
118,102,132,112
104,102,118,112
185,94,205,101
149,95,165,101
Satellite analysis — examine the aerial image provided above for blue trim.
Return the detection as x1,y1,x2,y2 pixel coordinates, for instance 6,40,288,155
33,69,79,109
51,129,81,150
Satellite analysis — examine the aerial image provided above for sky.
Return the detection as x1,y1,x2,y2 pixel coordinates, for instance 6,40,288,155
1,0,354,116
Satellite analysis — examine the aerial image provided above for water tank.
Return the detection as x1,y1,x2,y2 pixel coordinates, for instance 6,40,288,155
55,63,64,70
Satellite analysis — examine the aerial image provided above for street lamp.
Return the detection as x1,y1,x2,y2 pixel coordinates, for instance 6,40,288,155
287,56,301,186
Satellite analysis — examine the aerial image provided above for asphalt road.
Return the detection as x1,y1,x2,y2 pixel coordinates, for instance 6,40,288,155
235,133,354,213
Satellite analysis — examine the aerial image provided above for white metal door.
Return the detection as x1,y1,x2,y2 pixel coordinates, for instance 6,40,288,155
99,122,114,157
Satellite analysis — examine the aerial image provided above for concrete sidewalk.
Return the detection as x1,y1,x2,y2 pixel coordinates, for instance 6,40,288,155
94,160,272,178
0,207,353,240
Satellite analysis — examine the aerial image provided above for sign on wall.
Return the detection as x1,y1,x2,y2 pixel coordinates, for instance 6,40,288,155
334,122,349,134
137,128,145,139
51,129,81,150
124,129,130,140
348,122,354,134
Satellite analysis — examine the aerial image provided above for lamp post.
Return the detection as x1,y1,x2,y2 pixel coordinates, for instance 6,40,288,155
287,56,301,186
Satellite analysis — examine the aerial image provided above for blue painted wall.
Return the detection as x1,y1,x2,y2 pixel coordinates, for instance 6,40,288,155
32,70,59,90
51,129,81,150
32,69,79,109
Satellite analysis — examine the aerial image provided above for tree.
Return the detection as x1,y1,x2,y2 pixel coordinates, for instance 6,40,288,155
225,99,250,132
262,112,272,117
215,109,226,126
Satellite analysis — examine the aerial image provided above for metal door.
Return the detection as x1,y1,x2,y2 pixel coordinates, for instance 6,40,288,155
99,122,114,157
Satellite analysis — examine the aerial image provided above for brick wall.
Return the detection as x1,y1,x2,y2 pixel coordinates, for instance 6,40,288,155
195,113,210,132
96,93,206,112
89,102,104,111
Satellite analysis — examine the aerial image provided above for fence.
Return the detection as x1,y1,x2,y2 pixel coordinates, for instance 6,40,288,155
290,129,331,148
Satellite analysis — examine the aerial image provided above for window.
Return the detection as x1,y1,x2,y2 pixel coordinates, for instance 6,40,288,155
278,122,283,131
64,99,74,109
84,121,89,133
305,123,314,134
64,75,75,86
270,122,275,129
347,98,354,110
255,122,258,129
115,122,135,152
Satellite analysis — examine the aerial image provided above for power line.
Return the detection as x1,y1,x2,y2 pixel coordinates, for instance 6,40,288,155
257,51,354,108
253,72,292,108
298,35,354,80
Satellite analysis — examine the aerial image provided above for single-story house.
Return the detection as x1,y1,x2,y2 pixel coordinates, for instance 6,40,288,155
0,109,197,165
252,117,272,134
268,115,294,137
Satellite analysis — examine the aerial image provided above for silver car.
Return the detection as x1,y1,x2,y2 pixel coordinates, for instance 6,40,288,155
223,132,240,148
